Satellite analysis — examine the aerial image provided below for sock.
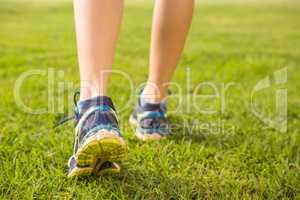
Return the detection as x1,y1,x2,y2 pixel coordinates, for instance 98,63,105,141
140,94,158,106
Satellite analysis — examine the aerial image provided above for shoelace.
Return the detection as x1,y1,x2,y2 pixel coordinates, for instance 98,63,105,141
54,91,80,128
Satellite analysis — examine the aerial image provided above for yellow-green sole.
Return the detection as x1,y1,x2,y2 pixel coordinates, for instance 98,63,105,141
75,131,127,168
67,163,121,178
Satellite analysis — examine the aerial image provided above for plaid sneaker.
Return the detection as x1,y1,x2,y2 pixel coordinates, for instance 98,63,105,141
57,94,127,177
129,97,169,141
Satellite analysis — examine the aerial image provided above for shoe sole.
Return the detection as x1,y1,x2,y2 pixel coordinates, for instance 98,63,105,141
96,163,121,176
67,162,121,178
129,115,163,141
75,131,127,168
68,166,94,178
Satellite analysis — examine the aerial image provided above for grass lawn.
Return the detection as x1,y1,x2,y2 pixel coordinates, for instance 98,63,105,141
0,0,300,199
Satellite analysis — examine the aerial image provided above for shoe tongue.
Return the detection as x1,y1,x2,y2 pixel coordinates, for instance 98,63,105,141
77,96,115,115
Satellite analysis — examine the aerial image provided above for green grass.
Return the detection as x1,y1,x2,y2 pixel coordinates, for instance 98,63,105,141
0,1,300,199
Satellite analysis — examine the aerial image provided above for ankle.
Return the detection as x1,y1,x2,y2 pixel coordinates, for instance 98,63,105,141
142,83,168,104
79,87,108,101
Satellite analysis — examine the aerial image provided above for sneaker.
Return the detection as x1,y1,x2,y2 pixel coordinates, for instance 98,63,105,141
57,94,127,177
129,97,169,141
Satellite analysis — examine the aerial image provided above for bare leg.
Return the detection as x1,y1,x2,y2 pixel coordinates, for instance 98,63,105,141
74,0,123,100
143,0,194,103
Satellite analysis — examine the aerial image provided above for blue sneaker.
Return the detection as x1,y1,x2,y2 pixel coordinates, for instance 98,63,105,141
129,97,169,141
57,95,127,177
